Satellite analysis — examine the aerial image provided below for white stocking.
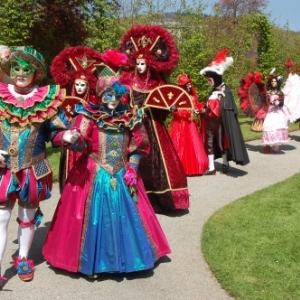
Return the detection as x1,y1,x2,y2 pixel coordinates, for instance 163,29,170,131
17,207,35,259
208,154,215,171
0,208,11,265
222,154,228,165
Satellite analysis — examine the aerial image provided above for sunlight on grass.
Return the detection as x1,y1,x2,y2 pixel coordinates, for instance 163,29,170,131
239,117,299,142
202,173,300,300
46,143,60,182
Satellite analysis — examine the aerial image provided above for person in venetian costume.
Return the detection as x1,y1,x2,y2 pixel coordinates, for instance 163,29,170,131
50,46,103,191
118,24,190,213
43,60,171,277
168,73,208,176
282,66,300,124
0,46,79,284
199,49,250,174
262,71,290,153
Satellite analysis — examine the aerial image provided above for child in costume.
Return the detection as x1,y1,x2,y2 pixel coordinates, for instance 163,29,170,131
119,24,190,213
200,49,250,174
0,46,79,284
43,60,171,277
168,73,208,175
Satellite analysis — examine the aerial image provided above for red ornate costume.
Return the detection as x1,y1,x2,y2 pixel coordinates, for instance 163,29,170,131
119,24,189,212
168,74,208,175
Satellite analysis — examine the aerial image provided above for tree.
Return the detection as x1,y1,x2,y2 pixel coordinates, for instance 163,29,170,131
83,0,125,51
214,0,269,18
27,0,87,69
248,14,276,77
0,0,36,46
169,1,208,99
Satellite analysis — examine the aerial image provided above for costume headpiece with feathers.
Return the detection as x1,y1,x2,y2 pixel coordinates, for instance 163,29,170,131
50,46,103,103
95,49,131,105
200,49,233,76
118,24,179,74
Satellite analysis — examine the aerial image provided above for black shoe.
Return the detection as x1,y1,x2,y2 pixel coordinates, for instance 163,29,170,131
222,164,229,174
204,169,216,175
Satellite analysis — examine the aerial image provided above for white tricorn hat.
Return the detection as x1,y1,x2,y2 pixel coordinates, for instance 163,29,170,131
200,49,233,76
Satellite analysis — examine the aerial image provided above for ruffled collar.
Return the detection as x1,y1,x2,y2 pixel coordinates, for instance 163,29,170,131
75,102,144,131
0,82,66,126
8,84,39,101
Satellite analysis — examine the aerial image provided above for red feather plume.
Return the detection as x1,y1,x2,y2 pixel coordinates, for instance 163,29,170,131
211,49,230,65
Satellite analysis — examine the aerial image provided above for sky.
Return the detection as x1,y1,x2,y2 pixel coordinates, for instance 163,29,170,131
202,0,300,32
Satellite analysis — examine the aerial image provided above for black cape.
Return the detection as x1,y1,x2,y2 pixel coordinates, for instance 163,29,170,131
219,84,250,165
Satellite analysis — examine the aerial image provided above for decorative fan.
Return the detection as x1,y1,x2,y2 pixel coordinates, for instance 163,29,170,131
238,71,268,132
61,96,87,121
144,85,194,110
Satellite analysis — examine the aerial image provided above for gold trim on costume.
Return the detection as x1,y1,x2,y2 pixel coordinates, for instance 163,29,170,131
148,108,172,188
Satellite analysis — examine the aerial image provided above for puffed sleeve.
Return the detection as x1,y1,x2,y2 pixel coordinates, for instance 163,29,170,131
128,122,150,156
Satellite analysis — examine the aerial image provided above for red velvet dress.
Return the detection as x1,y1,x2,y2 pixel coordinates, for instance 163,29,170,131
169,108,208,176
121,71,190,213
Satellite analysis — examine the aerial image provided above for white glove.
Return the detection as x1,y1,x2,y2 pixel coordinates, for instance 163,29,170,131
209,91,225,100
62,130,81,144
0,150,8,168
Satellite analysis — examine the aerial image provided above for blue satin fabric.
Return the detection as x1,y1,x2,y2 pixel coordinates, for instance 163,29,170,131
79,167,155,274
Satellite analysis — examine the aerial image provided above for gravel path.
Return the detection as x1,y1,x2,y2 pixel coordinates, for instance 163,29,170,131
1,131,300,300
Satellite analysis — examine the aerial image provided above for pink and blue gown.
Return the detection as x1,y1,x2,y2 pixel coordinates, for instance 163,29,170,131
43,103,171,275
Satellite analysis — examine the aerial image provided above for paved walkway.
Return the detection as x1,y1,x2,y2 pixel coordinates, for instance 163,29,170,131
1,131,300,300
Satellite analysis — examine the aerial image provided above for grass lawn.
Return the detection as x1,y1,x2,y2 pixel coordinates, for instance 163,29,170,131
201,118,300,299
202,173,300,300
46,144,61,182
